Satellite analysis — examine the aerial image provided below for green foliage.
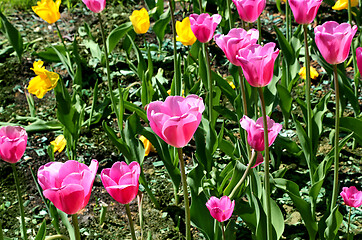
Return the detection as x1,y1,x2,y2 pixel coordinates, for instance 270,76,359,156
0,10,23,61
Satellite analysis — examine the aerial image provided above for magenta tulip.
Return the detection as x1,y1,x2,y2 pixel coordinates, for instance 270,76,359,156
240,115,282,152
147,95,205,148
82,0,106,13
340,186,362,208
236,43,279,87
37,160,99,215
214,28,259,66
314,21,357,65
232,0,266,23
288,0,322,25
206,196,235,222
101,161,140,205
356,47,362,75
0,126,27,164
189,13,222,43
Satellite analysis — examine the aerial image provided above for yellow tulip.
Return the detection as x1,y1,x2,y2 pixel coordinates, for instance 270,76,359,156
50,135,67,153
32,0,61,24
176,17,197,46
130,8,150,34
332,0,358,10
139,136,156,156
28,60,59,98
298,66,319,80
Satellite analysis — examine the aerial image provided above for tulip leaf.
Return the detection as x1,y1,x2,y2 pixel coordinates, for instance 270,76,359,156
32,45,67,63
124,114,145,165
0,10,23,62
123,100,147,122
276,84,292,124
107,22,132,53
58,210,75,240
153,8,171,45
273,25,295,66
34,220,46,240
213,71,236,104
223,161,247,197
324,206,343,240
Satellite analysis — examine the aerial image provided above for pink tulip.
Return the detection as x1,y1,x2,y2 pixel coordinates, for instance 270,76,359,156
340,186,362,208
252,151,264,168
232,0,266,23
206,196,235,222
101,161,140,205
0,126,27,164
288,0,322,25
82,0,106,13
236,43,279,87
214,28,259,66
147,95,205,148
356,47,362,75
240,115,282,152
314,21,357,65
37,160,99,215
189,13,222,43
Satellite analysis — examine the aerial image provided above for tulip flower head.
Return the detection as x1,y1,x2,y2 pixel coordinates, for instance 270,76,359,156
314,21,357,65
332,0,358,10
189,13,222,43
214,28,259,66
356,47,362,75
236,43,279,87
82,0,106,13
50,135,67,153
288,0,322,25
299,66,319,80
130,8,150,34
0,126,27,164
147,95,205,148
139,135,156,156
340,186,362,208
176,17,197,46
38,160,99,215
206,196,235,222
240,115,282,152
232,0,266,23
101,161,140,204
32,0,61,24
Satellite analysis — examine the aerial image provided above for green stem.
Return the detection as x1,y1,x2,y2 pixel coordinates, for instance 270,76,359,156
330,64,340,211
198,0,203,13
125,204,137,240
286,0,290,42
347,206,352,240
257,16,261,44
54,22,68,54
226,0,233,30
257,87,272,240
238,67,248,116
169,0,181,95
0,220,3,240
221,221,226,240
71,214,81,240
138,192,144,240
204,43,214,127
177,148,191,240
45,235,70,240
12,164,27,240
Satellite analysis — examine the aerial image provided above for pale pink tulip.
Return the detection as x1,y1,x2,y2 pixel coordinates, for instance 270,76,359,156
82,0,106,13
340,186,362,208
288,0,322,25
314,21,357,65
101,161,140,204
232,0,266,23
214,28,259,66
38,160,99,215
147,95,205,148
206,196,235,222
189,13,222,43
0,126,27,164
356,47,362,75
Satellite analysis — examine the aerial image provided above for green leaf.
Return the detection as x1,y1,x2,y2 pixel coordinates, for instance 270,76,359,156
127,34,147,80
273,25,295,65
123,114,145,165
34,220,46,240
0,10,23,61
107,22,132,53
123,100,147,122
324,206,343,240
153,8,171,45
223,161,247,198
32,45,66,63
213,71,236,104
270,198,285,240
276,84,292,124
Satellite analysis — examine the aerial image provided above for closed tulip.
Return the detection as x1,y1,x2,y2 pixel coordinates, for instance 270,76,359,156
82,0,106,13
206,196,235,222
240,115,282,152
356,47,362,74
37,160,99,215
288,0,322,25
101,161,140,204
147,95,205,148
176,17,197,46
232,0,266,23
50,135,67,153
332,0,358,10
129,8,150,34
189,13,222,43
314,21,357,65
0,126,27,164
236,43,279,87
340,186,362,208
214,28,259,66
32,0,61,24
139,135,156,156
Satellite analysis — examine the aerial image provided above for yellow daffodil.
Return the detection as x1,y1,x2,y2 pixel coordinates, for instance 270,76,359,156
176,17,197,46
139,135,156,156
129,8,150,34
50,135,67,153
28,60,59,98
32,0,61,24
332,0,358,10
298,66,319,80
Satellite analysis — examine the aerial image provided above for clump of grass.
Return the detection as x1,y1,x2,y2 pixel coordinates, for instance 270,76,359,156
1,0,38,11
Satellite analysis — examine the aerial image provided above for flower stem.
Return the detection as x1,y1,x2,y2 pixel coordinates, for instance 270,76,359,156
347,206,352,240
257,16,261,44
257,87,272,240
226,0,233,30
238,67,248,116
286,0,290,42
177,148,191,240
12,164,27,240
198,0,203,13
169,0,181,96
330,64,340,211
71,214,81,240
221,221,226,240
203,43,214,127
137,192,144,240
125,204,137,240
54,22,68,54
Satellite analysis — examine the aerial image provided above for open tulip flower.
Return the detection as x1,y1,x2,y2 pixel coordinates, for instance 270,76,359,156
0,126,27,164
206,196,235,222
129,8,150,34
189,13,222,43
340,186,362,208
101,161,140,204
82,0,106,13
214,28,259,66
147,95,205,148
232,0,266,23
32,0,61,24
236,43,279,87
314,21,357,65
332,0,358,10
37,160,99,215
356,47,362,75
176,17,197,46
288,0,322,25
240,115,282,152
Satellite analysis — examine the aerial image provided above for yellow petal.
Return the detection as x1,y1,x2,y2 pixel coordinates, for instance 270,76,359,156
332,0,358,10
139,135,156,156
50,135,67,153
298,66,319,80
28,62,59,98
130,8,150,34
176,17,197,46
32,0,61,24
